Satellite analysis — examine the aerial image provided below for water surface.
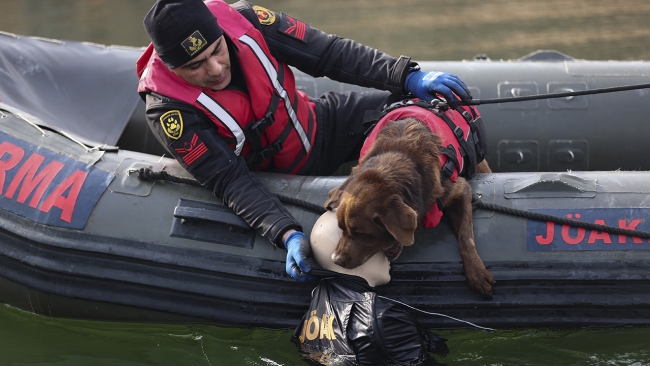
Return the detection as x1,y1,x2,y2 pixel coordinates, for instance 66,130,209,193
1,0,649,61
2,304,650,365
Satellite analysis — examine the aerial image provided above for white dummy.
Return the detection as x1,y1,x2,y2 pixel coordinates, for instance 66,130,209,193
310,210,391,287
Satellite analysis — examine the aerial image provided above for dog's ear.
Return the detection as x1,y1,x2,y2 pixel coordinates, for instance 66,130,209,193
325,183,346,210
324,187,341,210
377,194,418,246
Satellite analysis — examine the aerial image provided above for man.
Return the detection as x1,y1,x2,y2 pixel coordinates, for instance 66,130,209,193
136,0,472,282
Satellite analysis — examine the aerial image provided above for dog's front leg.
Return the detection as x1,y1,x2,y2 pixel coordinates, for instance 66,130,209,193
441,178,495,299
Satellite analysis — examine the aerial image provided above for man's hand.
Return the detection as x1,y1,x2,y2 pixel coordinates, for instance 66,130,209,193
405,70,472,102
284,231,316,282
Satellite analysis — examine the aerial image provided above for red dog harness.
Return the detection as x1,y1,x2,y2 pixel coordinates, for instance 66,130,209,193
360,99,486,228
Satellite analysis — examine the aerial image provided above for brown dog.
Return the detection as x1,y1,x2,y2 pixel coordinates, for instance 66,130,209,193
324,116,495,297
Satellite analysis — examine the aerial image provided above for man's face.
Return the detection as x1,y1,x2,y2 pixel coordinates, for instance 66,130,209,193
171,36,231,90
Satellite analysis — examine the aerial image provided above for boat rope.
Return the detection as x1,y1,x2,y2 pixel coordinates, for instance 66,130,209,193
452,82,650,106
137,167,201,186
472,194,650,239
377,295,495,331
135,167,327,214
137,168,650,239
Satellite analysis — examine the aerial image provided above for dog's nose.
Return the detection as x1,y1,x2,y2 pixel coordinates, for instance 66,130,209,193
331,252,347,268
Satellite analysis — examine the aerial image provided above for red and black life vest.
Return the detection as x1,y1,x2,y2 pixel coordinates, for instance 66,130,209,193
136,0,316,173
360,98,487,228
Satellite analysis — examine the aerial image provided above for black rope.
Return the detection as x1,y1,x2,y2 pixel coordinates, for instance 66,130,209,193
137,168,202,186
136,168,326,214
275,194,326,214
472,195,650,239
137,168,650,238
453,82,650,106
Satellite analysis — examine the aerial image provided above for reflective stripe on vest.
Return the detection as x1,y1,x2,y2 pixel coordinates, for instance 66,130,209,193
197,92,246,155
238,34,311,153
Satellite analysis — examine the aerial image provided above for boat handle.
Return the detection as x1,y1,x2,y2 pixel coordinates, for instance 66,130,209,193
173,206,251,231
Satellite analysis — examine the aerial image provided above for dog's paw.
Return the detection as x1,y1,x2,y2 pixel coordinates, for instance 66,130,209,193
464,265,495,300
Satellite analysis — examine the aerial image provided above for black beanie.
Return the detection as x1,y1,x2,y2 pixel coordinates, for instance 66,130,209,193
144,0,224,68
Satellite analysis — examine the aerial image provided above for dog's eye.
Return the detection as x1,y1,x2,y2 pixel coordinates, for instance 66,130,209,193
373,217,385,229
352,231,374,241
348,230,361,238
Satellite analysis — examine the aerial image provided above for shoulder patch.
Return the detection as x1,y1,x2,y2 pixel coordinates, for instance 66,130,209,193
278,14,308,42
160,110,184,140
253,5,276,26
172,129,211,168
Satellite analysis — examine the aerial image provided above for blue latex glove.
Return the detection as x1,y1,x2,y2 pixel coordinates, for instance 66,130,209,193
284,231,316,282
405,70,472,102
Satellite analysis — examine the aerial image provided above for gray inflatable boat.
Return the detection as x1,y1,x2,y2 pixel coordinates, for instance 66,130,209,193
0,32,649,329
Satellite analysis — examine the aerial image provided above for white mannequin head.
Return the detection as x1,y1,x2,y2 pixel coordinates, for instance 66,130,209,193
310,210,391,287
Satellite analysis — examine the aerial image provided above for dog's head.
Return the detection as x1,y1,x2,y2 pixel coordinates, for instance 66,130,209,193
324,169,418,269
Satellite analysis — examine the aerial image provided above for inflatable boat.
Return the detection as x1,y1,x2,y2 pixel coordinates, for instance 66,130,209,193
1,32,650,329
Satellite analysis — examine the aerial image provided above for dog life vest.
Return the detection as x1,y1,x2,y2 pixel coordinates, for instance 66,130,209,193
360,99,487,228
136,0,317,173
292,272,447,366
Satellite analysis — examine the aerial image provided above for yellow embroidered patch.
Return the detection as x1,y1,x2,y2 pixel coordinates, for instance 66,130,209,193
253,5,275,26
160,110,183,140
181,30,207,57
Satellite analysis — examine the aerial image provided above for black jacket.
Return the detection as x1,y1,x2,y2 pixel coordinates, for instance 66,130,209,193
140,1,418,247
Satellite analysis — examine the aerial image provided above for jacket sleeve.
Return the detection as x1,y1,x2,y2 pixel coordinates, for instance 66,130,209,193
232,1,419,94
143,93,302,247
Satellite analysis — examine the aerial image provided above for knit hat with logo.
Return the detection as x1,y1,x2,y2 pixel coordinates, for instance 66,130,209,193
144,0,223,68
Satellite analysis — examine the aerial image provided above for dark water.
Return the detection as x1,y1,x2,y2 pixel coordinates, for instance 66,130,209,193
1,0,650,365
2,303,650,365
